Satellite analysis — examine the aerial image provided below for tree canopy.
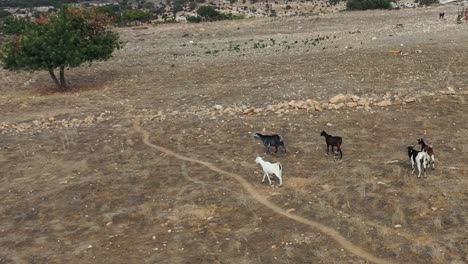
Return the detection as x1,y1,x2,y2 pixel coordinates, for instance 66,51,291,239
0,6,122,90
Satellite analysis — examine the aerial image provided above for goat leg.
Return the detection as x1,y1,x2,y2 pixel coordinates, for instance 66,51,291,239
275,146,278,153
262,172,267,183
265,144,271,154
277,175,283,187
326,144,329,155
265,173,272,185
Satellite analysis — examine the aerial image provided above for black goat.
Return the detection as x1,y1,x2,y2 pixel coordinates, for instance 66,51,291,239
439,12,445,19
320,130,343,159
254,133,287,154
407,145,419,163
417,138,435,169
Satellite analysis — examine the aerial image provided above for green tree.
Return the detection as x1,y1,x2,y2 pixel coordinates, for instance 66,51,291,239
0,6,122,90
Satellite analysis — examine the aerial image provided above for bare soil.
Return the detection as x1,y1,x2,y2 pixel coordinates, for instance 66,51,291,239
0,6,467,264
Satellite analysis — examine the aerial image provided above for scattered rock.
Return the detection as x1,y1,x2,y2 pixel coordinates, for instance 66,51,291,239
440,87,457,95
286,208,296,213
347,94,360,102
346,102,358,107
334,103,345,109
243,107,256,115
404,97,416,103
375,99,392,107
329,94,347,104
213,105,223,111
357,99,369,106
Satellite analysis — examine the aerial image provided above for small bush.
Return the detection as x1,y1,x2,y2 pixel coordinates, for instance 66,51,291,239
186,15,202,23
346,0,391,10
194,5,243,22
122,9,152,24
143,1,155,10
197,5,221,20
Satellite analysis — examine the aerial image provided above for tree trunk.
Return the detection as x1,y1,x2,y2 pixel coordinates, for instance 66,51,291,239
48,69,61,88
59,66,67,90
48,67,68,90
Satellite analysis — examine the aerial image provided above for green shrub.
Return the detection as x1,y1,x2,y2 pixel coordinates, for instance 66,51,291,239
186,15,202,23
346,0,391,10
143,1,155,9
122,9,152,23
188,6,242,22
197,5,222,21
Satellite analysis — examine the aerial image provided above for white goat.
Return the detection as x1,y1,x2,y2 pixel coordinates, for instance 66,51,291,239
255,157,283,186
411,151,430,178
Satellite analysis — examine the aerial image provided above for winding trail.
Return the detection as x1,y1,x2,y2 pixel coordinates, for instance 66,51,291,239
133,121,394,264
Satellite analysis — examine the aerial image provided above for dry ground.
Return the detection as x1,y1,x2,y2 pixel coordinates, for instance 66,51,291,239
0,6,467,264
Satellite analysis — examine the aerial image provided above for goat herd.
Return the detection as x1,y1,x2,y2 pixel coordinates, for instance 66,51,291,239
254,131,436,187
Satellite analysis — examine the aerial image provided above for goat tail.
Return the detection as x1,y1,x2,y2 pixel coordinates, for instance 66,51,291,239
278,162,283,175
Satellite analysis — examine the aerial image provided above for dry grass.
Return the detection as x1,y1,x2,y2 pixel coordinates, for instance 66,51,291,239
0,6,467,264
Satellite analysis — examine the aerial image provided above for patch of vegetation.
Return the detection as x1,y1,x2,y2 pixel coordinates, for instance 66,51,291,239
188,5,242,22
94,5,154,26
186,15,202,23
122,9,152,24
346,0,391,10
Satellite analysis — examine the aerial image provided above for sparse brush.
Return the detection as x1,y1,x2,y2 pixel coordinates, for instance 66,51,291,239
356,184,366,198
391,204,406,225
433,216,443,231
428,245,445,263
409,241,421,254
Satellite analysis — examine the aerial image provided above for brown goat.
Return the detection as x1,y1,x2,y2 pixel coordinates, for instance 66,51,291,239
418,138,435,169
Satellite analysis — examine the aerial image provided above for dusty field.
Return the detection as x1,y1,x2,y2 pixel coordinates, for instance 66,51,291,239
0,6,467,264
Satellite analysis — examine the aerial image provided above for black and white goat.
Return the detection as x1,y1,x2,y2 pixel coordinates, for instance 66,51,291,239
320,130,343,159
255,157,283,186
417,138,435,169
254,133,287,154
407,145,430,177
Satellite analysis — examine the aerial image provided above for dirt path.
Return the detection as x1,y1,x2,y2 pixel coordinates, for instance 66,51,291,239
132,121,394,264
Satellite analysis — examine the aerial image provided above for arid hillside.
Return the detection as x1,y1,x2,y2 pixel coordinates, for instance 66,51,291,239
0,6,467,264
